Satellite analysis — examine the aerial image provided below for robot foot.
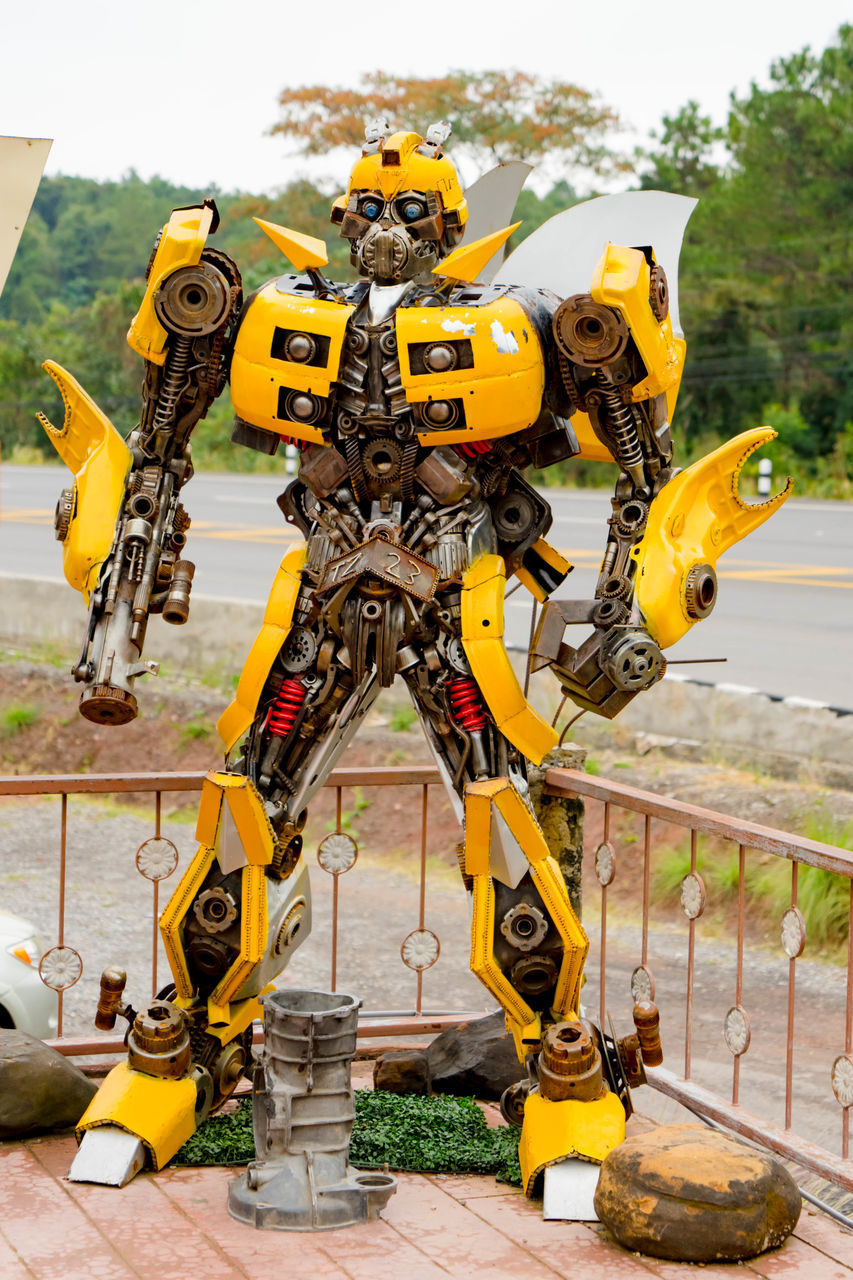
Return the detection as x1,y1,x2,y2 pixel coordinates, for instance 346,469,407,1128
71,1060,207,1185
518,1089,626,1201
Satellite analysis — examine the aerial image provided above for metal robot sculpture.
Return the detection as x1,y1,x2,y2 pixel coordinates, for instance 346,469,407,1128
40,121,790,1194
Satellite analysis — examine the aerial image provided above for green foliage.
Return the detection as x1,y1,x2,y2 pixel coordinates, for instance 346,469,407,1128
2,704,39,734
174,1092,522,1185
389,705,417,733
178,715,212,747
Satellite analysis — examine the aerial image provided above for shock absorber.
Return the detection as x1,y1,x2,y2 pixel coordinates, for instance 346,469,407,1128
454,440,491,459
448,677,490,779
598,381,647,493
266,677,306,738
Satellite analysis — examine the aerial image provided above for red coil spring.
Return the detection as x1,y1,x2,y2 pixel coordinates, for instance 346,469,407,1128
454,440,491,458
266,677,306,737
279,435,308,449
448,677,488,733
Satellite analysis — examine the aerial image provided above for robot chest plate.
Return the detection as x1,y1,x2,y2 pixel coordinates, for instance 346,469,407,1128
229,282,545,446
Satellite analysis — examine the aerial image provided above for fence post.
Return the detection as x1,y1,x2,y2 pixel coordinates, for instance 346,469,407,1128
527,744,587,916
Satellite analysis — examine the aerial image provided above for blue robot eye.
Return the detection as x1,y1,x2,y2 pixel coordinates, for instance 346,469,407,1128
362,199,382,220
402,202,423,222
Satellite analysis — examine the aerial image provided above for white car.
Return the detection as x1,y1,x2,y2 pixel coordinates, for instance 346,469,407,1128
0,911,58,1039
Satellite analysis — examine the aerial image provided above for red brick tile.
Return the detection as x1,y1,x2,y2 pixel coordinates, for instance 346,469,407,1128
426,1172,521,1200
0,1225,36,1279
746,1235,853,1278
794,1210,853,1271
0,1145,134,1279
466,1195,659,1278
26,1137,244,1280
382,1174,572,1278
156,1164,354,1276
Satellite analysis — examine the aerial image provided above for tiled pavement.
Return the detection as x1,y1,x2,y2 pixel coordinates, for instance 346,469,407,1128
3,1126,853,1280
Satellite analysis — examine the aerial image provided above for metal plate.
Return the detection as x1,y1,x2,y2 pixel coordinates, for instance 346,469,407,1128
543,1158,600,1221
317,537,438,602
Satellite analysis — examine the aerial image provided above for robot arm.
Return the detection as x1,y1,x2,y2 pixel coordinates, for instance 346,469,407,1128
40,199,242,724
531,244,791,718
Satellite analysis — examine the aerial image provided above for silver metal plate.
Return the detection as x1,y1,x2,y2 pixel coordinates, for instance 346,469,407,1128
542,1158,601,1221
69,1126,146,1186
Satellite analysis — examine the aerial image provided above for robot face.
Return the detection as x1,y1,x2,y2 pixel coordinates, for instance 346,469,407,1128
333,128,468,285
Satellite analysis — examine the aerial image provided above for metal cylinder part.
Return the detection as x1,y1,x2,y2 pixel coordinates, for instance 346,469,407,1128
228,990,396,1231
633,1000,664,1067
94,966,127,1031
537,1020,605,1102
127,1001,191,1079
162,559,195,625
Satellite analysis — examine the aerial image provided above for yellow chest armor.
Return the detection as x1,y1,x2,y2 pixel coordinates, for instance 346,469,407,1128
229,282,545,447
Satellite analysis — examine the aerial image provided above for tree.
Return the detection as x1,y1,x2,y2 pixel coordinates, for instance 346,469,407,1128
270,71,627,182
638,101,722,196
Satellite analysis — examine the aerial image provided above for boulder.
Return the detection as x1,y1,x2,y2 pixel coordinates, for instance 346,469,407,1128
594,1123,801,1262
373,1049,431,1095
427,1010,521,1100
0,1029,97,1138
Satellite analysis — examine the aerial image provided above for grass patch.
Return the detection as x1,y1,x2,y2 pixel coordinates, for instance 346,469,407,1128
173,1092,521,1185
652,810,853,954
2,704,39,734
178,715,212,747
389,705,417,733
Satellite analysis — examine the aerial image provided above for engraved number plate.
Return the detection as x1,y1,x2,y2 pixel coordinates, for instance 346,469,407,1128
318,537,438,602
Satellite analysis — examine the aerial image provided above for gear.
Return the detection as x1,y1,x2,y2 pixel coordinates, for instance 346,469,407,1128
362,438,403,482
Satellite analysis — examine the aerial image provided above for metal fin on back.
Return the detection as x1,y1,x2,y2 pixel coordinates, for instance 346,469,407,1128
494,191,698,337
461,161,532,283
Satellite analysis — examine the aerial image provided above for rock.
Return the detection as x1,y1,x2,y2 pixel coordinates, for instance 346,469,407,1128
594,1123,801,1262
0,1029,97,1138
427,1011,521,1100
373,1049,431,1095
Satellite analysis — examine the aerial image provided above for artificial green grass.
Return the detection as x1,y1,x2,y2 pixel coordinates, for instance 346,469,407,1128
173,1091,522,1186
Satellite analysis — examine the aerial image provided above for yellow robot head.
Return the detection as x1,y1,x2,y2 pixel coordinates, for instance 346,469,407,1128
331,121,468,284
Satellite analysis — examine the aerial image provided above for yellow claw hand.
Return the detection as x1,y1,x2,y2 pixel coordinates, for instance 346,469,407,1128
38,360,131,600
634,427,793,649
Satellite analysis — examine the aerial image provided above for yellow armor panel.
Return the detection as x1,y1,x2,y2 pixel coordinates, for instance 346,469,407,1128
634,427,792,648
127,204,215,364
38,361,132,601
76,1061,198,1171
397,295,545,445
218,543,307,750
460,555,558,764
519,1090,626,1195
229,285,354,445
590,243,685,406
347,130,467,219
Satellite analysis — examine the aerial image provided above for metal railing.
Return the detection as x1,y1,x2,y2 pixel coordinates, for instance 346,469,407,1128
545,766,853,1193
0,766,475,1052
4,762,853,1195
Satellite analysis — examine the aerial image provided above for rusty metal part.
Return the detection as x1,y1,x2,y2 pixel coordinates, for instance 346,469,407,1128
616,1032,646,1088
500,902,548,952
54,488,74,541
210,1039,249,1103
510,954,559,996
414,447,472,504
299,445,349,499
363,438,403,483
279,626,317,674
162,559,194,625
344,436,368,501
94,967,128,1031
649,264,669,321
79,684,139,726
128,1001,191,1079
538,1020,605,1102
684,563,718,620
154,261,231,337
456,839,473,892
602,629,664,692
317,537,438,603
553,294,629,366
500,1079,531,1127
193,886,238,934
634,1000,664,1067
270,835,303,881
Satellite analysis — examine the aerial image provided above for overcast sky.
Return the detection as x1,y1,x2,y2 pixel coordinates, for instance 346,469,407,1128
1,1,849,196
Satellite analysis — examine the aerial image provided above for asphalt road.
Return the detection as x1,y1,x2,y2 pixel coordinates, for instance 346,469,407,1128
2,463,851,707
